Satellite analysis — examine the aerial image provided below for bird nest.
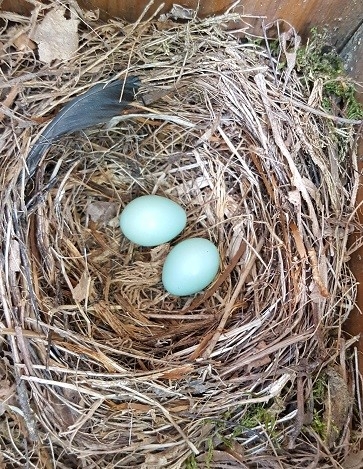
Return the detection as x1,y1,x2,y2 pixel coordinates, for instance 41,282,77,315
1,3,362,468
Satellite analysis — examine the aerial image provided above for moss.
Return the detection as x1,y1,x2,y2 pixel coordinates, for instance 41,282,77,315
185,455,198,469
294,27,363,120
212,404,280,449
323,79,363,120
206,438,214,466
240,404,277,430
312,374,327,402
308,375,329,440
311,408,328,439
295,28,344,78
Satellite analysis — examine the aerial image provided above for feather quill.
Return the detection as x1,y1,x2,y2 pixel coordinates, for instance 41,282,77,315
25,76,140,177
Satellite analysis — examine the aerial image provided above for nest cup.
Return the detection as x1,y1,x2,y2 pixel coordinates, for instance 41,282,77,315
1,7,362,468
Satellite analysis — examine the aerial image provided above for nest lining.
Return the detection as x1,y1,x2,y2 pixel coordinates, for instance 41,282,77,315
0,5,362,469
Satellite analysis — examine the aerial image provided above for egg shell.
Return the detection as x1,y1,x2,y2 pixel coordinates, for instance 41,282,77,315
120,195,187,247
162,237,220,296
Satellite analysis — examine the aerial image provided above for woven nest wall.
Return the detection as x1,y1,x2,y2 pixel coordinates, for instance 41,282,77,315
1,4,362,469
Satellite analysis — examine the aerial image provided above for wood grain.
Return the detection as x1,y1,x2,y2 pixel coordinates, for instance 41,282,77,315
346,134,363,374
1,0,363,51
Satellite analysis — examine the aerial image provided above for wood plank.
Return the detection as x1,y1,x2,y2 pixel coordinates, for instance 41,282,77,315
341,26,363,375
1,0,363,51
345,135,363,374
341,22,363,83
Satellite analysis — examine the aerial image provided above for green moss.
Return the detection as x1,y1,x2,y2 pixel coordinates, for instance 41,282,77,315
240,404,277,430
295,28,344,78
185,455,198,469
266,27,362,120
294,27,363,120
312,375,327,402
311,408,328,439
308,375,328,439
206,438,214,466
214,404,280,448
184,404,283,467
324,79,363,119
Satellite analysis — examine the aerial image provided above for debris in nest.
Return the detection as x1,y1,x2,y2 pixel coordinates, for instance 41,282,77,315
31,6,79,63
86,200,118,224
159,4,195,21
323,367,352,448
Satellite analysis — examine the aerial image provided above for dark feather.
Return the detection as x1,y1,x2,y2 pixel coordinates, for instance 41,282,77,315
25,76,140,177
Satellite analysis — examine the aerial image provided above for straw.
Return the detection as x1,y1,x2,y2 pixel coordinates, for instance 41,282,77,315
0,4,361,468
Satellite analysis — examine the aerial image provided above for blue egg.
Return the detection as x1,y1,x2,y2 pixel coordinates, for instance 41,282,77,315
162,238,220,296
120,195,187,247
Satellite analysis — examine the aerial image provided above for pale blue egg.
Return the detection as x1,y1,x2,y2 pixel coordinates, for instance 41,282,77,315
120,195,187,247
162,238,220,296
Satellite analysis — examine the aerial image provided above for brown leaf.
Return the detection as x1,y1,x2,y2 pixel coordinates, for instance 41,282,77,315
160,4,194,21
72,271,93,303
0,378,16,416
87,201,118,224
289,221,307,260
0,379,15,400
166,399,190,413
106,401,152,413
323,367,352,448
31,7,79,63
308,248,330,298
280,28,301,87
13,32,36,51
197,450,248,467
342,451,363,469
142,454,168,468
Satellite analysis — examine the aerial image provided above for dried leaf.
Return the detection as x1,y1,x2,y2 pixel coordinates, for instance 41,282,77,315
247,341,271,371
197,449,248,467
72,271,92,303
13,32,36,51
287,189,301,208
166,399,190,413
280,28,301,88
308,248,330,298
342,451,363,469
289,221,307,260
159,364,194,380
160,4,194,21
0,378,16,415
32,7,79,63
87,201,118,224
141,454,168,468
323,367,352,447
106,401,153,413
8,239,21,273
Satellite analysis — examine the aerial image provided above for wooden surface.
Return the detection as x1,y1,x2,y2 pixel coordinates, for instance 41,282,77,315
345,135,363,374
2,0,363,52
342,20,363,373
341,22,363,83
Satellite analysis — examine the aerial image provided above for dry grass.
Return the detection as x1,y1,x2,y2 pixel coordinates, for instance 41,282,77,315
0,3,362,468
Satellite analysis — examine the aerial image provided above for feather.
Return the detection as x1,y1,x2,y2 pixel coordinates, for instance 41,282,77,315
25,76,140,177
